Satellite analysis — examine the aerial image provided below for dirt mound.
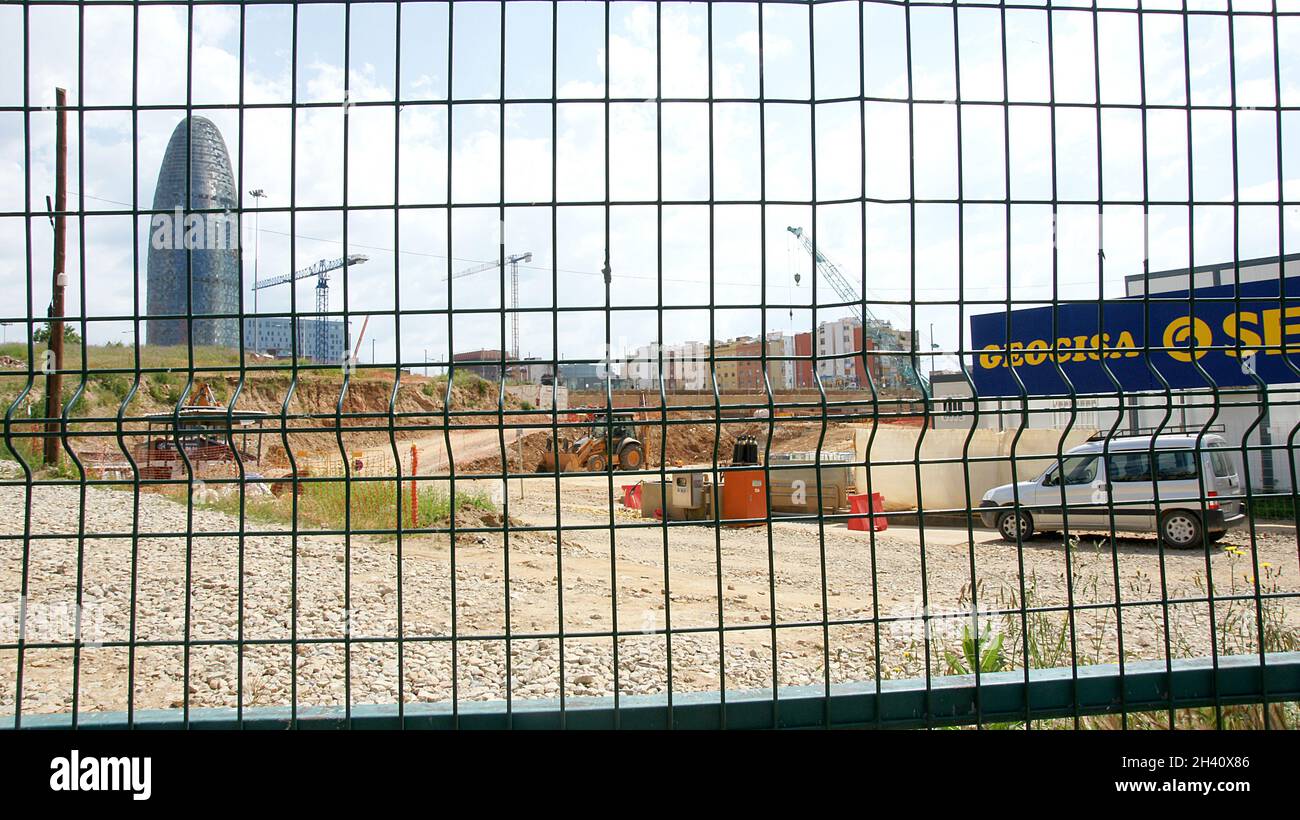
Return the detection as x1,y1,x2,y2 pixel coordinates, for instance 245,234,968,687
38,370,524,470
655,417,851,466
456,416,861,475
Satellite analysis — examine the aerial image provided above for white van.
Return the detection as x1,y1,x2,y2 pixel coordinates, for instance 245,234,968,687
978,433,1245,549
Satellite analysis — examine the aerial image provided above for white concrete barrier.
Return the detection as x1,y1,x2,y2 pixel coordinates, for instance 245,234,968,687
853,425,1094,512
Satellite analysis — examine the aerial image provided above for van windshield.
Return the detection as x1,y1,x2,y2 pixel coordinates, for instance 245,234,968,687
1044,455,1098,486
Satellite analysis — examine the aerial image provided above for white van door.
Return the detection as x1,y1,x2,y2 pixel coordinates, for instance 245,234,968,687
1104,451,1159,532
1034,455,1109,532
1207,447,1243,517
1151,450,1205,513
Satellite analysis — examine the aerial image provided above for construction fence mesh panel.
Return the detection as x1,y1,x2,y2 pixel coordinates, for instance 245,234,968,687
1,0,1299,729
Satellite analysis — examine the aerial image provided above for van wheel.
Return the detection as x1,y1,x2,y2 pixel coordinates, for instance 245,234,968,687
997,509,1033,542
1160,510,1203,550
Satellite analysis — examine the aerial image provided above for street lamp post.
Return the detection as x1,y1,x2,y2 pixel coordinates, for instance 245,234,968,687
929,321,935,380
248,188,266,354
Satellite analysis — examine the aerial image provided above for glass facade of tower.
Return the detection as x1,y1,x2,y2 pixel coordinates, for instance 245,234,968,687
146,116,241,348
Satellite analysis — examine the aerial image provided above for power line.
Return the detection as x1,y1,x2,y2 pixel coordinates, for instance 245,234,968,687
68,190,1117,294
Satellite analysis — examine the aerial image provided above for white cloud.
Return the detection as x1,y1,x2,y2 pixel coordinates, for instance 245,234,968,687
1,3,1297,371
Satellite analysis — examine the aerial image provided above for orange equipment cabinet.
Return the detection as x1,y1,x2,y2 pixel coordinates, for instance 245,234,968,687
721,468,767,527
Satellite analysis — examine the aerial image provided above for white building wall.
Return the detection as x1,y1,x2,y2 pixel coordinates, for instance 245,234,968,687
622,341,711,390
936,380,1299,492
816,317,859,387
669,341,711,391
767,332,795,391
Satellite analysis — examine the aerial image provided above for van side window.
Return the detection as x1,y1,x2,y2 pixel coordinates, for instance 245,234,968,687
1106,453,1151,482
1210,450,1233,477
1154,451,1198,481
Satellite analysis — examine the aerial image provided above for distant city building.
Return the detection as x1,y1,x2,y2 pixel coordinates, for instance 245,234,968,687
873,322,916,389
664,341,711,391
794,331,814,387
453,349,506,381
243,317,345,362
508,358,553,384
710,337,747,392
817,317,861,387
620,341,711,391
146,116,240,348
766,331,796,391
812,317,913,389
613,319,915,393
558,363,608,389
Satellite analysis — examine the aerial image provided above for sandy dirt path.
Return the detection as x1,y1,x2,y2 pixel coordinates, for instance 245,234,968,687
2,467,1296,718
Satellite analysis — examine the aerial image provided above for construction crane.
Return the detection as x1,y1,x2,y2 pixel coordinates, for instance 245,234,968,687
252,253,368,362
448,252,532,362
786,226,927,393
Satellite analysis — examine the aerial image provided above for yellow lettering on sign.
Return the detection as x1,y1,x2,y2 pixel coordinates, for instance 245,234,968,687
1261,307,1300,355
1024,339,1049,366
1072,335,1091,362
1009,341,1024,367
1113,330,1140,358
1055,337,1072,363
1163,316,1212,362
979,344,1003,369
1223,311,1262,357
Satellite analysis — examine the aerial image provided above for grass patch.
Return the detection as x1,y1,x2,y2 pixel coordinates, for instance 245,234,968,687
0,341,246,372
192,477,495,535
927,538,1300,730
424,370,493,400
1246,494,1298,522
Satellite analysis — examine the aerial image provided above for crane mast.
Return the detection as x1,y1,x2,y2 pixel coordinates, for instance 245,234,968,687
449,252,533,363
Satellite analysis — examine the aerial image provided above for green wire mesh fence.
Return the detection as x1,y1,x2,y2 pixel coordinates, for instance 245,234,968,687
1,0,1299,729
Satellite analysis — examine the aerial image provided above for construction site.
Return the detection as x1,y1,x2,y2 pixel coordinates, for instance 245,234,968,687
1,0,1298,748
2,349,1297,722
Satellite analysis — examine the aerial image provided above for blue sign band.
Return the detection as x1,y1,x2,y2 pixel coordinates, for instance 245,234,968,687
969,276,1300,397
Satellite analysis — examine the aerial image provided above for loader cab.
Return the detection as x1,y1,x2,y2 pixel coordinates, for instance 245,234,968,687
589,413,636,441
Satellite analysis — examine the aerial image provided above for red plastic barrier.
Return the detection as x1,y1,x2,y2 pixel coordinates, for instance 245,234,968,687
622,483,642,510
847,492,887,531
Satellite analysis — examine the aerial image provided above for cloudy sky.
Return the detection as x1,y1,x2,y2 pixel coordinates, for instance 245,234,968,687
0,0,1297,372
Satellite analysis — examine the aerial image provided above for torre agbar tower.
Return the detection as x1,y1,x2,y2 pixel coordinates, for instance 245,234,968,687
145,116,240,348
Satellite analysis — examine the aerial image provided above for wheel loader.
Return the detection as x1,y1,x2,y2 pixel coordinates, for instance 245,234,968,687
537,411,647,473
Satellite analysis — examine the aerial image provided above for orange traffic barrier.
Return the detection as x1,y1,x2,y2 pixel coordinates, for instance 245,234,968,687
847,492,887,531
622,483,642,510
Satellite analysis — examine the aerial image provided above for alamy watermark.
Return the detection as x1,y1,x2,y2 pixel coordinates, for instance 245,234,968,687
0,596,112,646
150,208,240,251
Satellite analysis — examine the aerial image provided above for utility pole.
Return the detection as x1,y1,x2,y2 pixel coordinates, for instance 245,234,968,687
43,87,67,466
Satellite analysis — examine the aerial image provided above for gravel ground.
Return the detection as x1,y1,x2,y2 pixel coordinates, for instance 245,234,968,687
2,468,1297,717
